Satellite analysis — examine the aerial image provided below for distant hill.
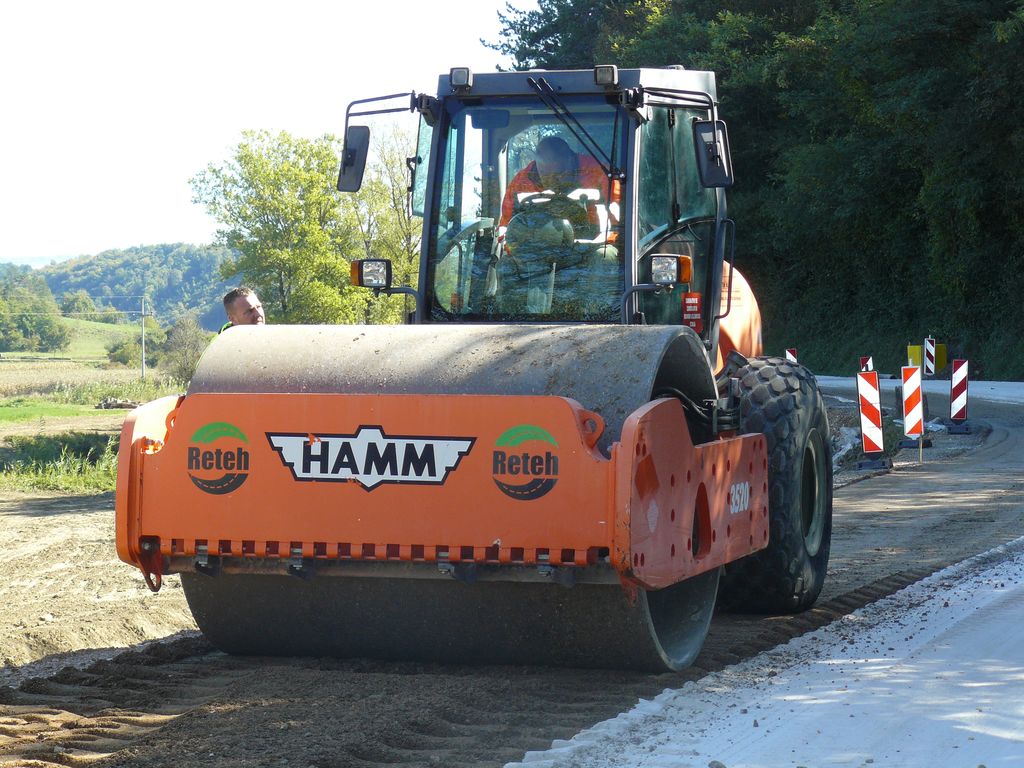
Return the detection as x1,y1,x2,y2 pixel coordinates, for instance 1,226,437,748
39,244,234,331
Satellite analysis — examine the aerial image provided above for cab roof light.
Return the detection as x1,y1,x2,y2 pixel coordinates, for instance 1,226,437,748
449,67,473,91
594,65,618,87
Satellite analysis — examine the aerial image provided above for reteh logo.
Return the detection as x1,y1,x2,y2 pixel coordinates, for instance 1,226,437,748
187,422,250,495
492,424,559,501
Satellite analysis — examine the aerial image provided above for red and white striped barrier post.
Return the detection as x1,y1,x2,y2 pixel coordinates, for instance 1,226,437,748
901,366,924,439
923,336,936,376
949,359,971,434
898,365,931,457
855,370,891,469
785,348,798,364
860,356,873,372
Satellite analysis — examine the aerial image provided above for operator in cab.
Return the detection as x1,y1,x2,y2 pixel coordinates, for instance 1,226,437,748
495,135,623,316
499,136,621,237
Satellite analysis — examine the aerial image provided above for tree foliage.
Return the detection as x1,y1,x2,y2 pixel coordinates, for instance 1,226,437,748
344,125,422,324
191,128,420,325
488,0,1024,377
42,244,233,331
161,314,213,383
0,273,69,353
192,131,361,324
105,316,166,368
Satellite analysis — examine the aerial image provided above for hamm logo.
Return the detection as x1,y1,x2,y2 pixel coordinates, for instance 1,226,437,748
492,425,559,501
266,427,474,491
187,422,250,495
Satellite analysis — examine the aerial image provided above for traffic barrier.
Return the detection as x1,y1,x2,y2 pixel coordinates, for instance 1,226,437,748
901,365,923,437
898,365,932,452
785,348,797,363
855,370,892,469
909,341,947,372
949,359,971,434
860,356,873,372
923,336,936,376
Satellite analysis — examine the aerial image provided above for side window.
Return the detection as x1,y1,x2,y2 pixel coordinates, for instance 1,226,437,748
637,107,716,328
432,114,487,314
411,114,433,217
435,114,483,226
674,111,717,221
637,109,672,241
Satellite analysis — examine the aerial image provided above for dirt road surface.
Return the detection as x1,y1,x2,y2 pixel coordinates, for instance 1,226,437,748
0,393,1021,767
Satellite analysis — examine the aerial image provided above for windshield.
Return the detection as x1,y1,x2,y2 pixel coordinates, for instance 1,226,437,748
426,96,627,322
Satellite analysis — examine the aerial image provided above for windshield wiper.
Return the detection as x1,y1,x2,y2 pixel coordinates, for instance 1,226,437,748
526,77,624,180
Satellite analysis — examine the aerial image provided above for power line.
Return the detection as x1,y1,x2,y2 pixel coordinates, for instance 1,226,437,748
0,311,152,317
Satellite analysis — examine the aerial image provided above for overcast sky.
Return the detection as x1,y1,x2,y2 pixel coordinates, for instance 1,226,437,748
0,0,536,268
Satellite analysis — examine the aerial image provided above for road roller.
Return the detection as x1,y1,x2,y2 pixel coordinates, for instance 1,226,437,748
115,66,833,671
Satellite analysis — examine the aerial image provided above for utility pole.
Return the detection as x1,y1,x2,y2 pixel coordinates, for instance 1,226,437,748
141,296,146,380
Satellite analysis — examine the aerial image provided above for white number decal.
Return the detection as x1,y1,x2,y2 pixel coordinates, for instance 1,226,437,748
729,482,751,515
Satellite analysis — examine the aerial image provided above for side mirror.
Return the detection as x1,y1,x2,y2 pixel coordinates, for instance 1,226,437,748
337,125,370,192
692,120,734,189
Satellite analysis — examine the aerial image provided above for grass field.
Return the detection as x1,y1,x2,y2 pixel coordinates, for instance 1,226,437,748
61,316,138,360
0,398,97,423
0,354,181,493
0,316,138,366
0,359,142,398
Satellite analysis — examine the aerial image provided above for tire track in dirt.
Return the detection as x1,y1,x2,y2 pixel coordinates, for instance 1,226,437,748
0,566,989,768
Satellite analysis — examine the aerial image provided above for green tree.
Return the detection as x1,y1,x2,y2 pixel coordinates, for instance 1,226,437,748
488,0,648,69
60,289,97,318
42,244,233,331
191,130,365,323
161,314,213,383
0,274,70,353
490,0,1024,377
106,337,141,367
106,316,166,368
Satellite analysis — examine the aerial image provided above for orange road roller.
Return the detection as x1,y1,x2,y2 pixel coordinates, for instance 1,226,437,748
116,66,832,671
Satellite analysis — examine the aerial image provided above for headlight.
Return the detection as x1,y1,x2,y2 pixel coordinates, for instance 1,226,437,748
351,259,392,289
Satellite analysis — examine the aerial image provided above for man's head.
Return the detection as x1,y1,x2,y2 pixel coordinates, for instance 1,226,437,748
223,287,265,326
535,136,577,190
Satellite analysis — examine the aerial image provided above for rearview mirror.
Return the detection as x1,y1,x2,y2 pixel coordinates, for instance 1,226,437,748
337,125,370,192
692,120,733,189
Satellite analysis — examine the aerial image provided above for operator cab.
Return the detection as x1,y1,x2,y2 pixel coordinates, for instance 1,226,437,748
341,66,733,340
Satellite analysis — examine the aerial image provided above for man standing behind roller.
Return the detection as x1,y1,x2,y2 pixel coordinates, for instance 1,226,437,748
220,287,265,332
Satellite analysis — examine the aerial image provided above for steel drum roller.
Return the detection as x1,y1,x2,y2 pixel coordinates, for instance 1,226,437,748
182,323,720,671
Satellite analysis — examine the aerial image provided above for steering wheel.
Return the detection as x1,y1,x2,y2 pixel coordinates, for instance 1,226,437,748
516,192,590,228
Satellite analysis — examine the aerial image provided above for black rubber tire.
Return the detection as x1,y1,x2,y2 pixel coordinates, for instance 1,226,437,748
718,356,833,613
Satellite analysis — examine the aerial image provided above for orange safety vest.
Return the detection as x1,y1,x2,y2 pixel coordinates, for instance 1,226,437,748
500,154,621,236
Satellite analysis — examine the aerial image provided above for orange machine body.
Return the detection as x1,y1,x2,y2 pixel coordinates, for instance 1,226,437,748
716,263,763,373
117,392,768,591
